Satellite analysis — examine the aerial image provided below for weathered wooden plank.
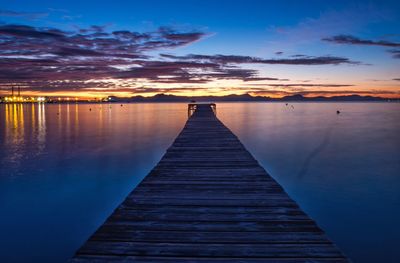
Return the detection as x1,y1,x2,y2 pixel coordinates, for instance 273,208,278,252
72,255,348,263
71,104,348,262
90,229,332,244
130,190,287,196
99,220,322,234
123,199,299,208
107,211,311,222
77,242,344,258
117,205,305,214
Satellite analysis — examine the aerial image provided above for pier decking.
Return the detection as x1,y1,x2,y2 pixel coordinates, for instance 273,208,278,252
72,104,348,262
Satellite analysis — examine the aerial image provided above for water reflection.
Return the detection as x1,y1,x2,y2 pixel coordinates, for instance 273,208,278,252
4,104,25,172
297,116,337,178
0,102,399,263
218,102,400,263
2,103,48,166
0,103,187,263
37,103,46,153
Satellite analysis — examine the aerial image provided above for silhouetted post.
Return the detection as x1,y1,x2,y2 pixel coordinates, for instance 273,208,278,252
210,103,216,115
188,103,217,118
187,103,197,117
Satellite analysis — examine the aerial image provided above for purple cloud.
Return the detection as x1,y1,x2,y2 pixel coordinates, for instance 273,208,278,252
0,23,362,94
323,35,400,47
0,24,214,85
0,24,65,38
160,53,360,65
251,83,354,87
0,9,48,20
248,88,399,97
0,23,292,90
388,50,400,59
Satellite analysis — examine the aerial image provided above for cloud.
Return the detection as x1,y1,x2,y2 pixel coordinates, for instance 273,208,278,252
161,53,360,65
388,50,400,59
251,83,355,87
123,86,210,94
0,23,294,90
268,3,393,46
0,23,365,95
52,47,104,57
247,88,399,97
0,9,48,20
243,77,286,82
0,24,213,85
323,35,400,47
0,24,206,56
109,60,282,83
0,24,64,38
323,35,400,60
158,26,205,46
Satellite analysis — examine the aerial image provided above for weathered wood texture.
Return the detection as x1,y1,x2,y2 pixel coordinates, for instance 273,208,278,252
71,104,349,262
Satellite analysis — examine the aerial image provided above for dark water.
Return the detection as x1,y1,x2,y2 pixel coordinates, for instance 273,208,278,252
0,102,399,262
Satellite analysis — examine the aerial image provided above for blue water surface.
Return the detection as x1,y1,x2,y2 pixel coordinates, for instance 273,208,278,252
0,102,399,262
218,102,400,262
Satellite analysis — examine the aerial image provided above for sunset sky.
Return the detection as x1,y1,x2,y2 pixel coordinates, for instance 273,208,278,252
0,0,399,98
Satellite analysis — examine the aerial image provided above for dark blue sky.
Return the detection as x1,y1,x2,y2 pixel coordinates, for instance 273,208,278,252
0,0,399,97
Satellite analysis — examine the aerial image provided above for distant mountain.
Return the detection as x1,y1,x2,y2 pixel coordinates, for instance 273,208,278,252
279,94,392,101
115,93,394,102
126,93,269,102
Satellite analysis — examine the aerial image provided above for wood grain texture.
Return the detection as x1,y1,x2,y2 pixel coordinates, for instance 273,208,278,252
71,104,349,262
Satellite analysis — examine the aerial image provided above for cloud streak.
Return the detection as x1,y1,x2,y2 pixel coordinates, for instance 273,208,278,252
161,53,360,65
249,83,355,87
388,50,400,59
323,35,400,47
0,9,48,20
248,88,399,97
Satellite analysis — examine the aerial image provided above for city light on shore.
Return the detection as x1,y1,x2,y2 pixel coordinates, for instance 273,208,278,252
2,96,46,103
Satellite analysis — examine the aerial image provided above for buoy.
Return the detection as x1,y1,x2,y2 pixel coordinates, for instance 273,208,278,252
336,110,340,114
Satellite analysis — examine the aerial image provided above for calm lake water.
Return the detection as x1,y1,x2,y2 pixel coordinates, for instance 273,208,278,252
0,102,399,262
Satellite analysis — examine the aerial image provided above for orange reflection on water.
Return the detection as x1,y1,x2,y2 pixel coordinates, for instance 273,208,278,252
1,103,188,164
37,103,46,153
4,104,25,170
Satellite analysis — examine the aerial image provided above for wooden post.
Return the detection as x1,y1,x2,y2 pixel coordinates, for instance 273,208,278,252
187,103,197,118
188,103,216,118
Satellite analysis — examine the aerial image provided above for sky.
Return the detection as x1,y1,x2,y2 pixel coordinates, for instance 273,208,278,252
0,0,399,98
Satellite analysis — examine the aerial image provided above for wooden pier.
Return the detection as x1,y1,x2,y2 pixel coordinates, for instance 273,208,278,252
71,104,348,262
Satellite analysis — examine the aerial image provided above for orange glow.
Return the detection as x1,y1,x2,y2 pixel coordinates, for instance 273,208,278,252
1,78,399,99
